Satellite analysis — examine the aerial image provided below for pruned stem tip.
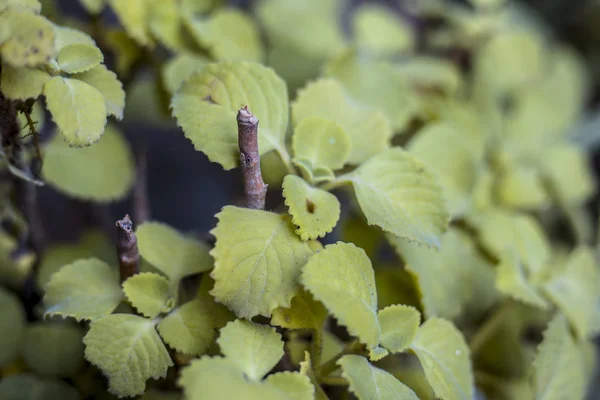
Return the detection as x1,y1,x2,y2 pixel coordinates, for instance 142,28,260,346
237,106,267,210
116,214,139,283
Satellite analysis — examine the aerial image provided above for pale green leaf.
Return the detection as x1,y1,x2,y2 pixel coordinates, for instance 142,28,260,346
187,8,263,62
338,355,419,400
78,0,106,13
497,164,550,210
123,272,174,318
533,314,585,400
44,258,123,321
301,242,380,348
42,125,134,201
495,251,549,309
353,4,414,56
209,206,313,318
271,289,327,331
410,318,473,400
0,0,41,13
264,372,315,400
0,63,50,100
543,247,600,339
395,57,462,96
23,321,85,377
350,148,448,248
44,76,107,146
0,10,54,67
84,314,173,397
136,222,213,283
300,350,330,400
57,43,103,74
218,319,284,381
292,78,390,165
105,29,142,76
52,25,96,53
148,0,187,51
162,53,209,95
108,0,152,46
378,305,420,353
172,61,288,170
294,159,335,184
282,174,341,240
0,287,25,367
72,64,125,119
0,374,78,400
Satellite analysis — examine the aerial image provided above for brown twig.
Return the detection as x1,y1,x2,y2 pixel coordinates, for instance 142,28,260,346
237,106,267,210
116,214,139,283
133,142,150,224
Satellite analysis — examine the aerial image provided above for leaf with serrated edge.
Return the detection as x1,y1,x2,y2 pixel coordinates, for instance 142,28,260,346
84,314,173,397
172,61,288,170
410,317,473,400
210,206,313,318
123,273,174,318
44,258,123,321
353,4,414,56
162,53,209,95
534,314,585,400
218,319,284,381
301,242,380,348
271,289,327,331
107,0,152,46
264,372,314,400
292,78,390,165
0,64,50,100
0,374,79,400
338,355,419,400
73,64,125,119
0,10,55,67
53,25,96,53
283,174,341,240
378,305,420,353
57,43,103,74
42,125,134,201
350,148,448,248
496,251,548,309
0,287,25,367
543,247,600,339
44,76,107,146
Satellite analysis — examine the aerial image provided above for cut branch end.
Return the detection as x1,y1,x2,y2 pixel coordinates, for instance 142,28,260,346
237,106,267,210
116,214,139,283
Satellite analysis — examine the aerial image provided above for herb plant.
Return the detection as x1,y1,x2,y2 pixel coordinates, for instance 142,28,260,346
0,0,598,399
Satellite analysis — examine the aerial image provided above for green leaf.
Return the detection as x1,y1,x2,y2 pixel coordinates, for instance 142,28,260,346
123,272,175,318
352,4,414,56
282,174,341,240
301,242,380,348
209,206,313,318
53,25,96,53
84,314,173,397
0,374,79,400
42,125,134,201
105,29,142,76
72,64,126,119
44,76,107,146
22,321,85,377
57,43,103,74
78,0,106,14
0,0,41,13
0,10,55,67
292,78,390,165
407,122,478,217
271,289,327,331
338,355,419,400
495,251,549,309
543,247,600,339
349,148,449,248
263,372,315,400
44,258,123,321
172,61,288,170
378,305,420,353
0,63,50,100
0,287,25,367
218,319,284,381
533,314,585,400
497,164,550,210
162,53,209,95
187,8,263,62
410,317,473,400
148,0,187,51
108,0,152,46
136,222,213,284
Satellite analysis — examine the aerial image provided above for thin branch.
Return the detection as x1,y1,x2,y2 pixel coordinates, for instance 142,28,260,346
116,214,139,283
237,106,267,210
133,142,150,224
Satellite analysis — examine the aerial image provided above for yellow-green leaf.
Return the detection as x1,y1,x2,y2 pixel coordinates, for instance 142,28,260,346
84,314,173,397
172,61,288,170
44,258,123,321
53,25,96,53
72,64,125,119
209,206,313,318
350,147,448,248
301,242,380,348
22,321,84,377
352,4,414,56
123,272,174,318
0,63,50,100
282,174,341,240
0,287,25,367
378,305,420,353
264,371,315,400
148,0,187,51
108,0,152,46
496,251,549,309
0,374,79,400
497,164,550,210
136,222,213,283
42,125,134,201
271,289,327,331
57,43,103,74
0,0,41,13
162,53,209,95
0,10,54,67
105,29,142,76
533,314,585,400
78,0,106,13
218,319,284,381
292,78,390,165
338,355,419,400
410,317,473,400
44,76,107,146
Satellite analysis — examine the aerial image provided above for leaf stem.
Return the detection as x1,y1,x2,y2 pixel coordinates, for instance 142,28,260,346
317,339,365,378
275,145,296,175
238,106,268,210
116,214,140,283
310,328,323,371
319,173,353,192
